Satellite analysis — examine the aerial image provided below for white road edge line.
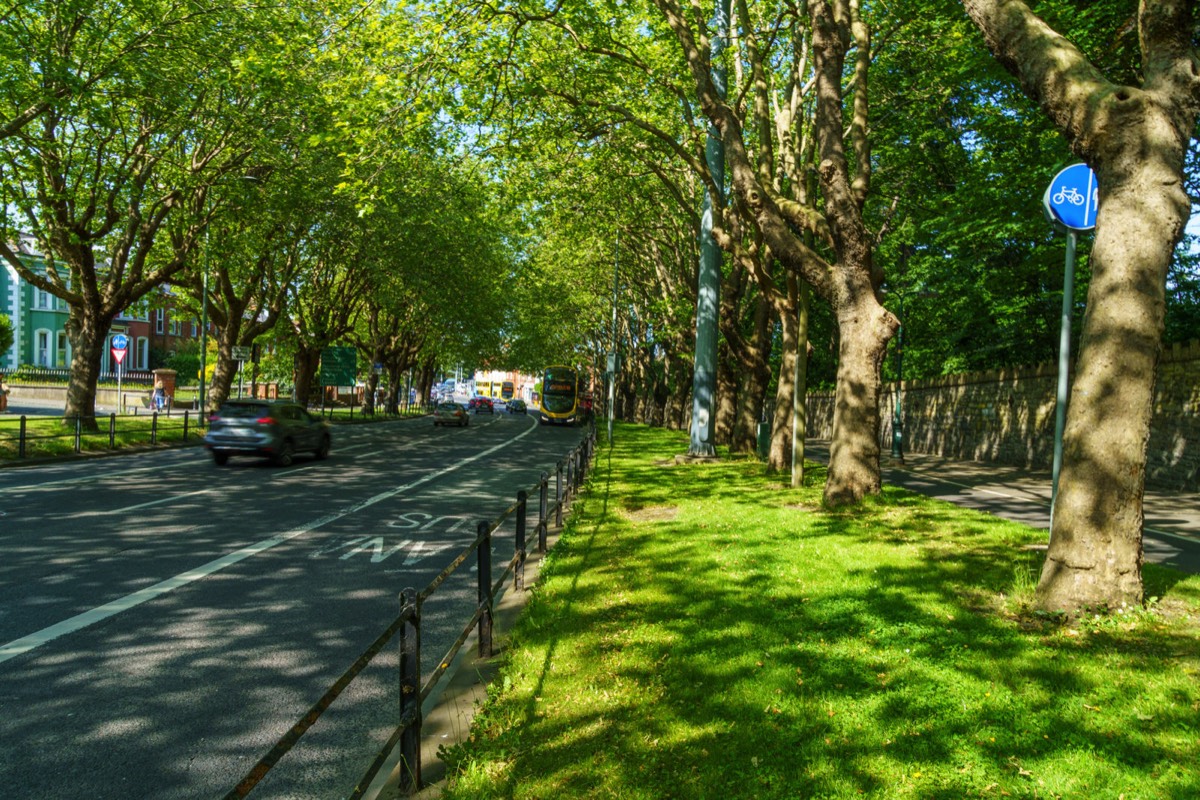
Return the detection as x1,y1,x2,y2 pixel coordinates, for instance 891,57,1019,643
0,417,539,665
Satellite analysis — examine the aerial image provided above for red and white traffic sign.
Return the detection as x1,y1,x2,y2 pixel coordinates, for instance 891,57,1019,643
112,348,127,365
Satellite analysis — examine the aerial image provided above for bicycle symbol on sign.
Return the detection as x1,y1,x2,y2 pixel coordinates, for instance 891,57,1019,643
1052,186,1086,206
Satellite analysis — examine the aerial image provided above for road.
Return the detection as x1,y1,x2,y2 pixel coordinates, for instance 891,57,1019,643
0,411,585,799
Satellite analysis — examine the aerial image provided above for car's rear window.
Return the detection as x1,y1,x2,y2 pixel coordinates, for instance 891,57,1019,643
219,403,270,418
438,403,459,411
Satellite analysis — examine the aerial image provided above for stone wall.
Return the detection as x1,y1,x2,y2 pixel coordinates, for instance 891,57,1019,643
806,338,1200,491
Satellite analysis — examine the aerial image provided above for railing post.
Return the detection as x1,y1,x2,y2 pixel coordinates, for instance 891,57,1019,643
538,472,549,553
566,453,575,499
183,409,189,441
515,490,528,592
555,462,563,527
398,587,421,794
74,415,82,453
18,415,27,458
109,414,116,449
476,520,493,658
151,411,159,445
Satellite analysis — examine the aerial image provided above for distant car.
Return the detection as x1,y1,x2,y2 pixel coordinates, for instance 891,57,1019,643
204,400,331,467
507,399,527,414
493,399,507,412
471,396,494,414
434,401,470,427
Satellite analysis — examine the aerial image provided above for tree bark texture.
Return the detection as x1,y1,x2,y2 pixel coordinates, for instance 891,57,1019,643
963,0,1200,612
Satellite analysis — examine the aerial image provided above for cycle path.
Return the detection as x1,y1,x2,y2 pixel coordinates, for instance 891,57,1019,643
804,440,1200,574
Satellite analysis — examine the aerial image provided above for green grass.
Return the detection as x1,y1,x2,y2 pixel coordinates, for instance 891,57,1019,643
0,412,205,459
440,423,1200,800
0,404,429,460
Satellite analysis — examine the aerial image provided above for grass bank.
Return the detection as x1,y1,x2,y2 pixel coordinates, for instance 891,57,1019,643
441,423,1200,799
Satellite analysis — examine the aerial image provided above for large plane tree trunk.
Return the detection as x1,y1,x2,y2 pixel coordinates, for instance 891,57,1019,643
963,0,1200,614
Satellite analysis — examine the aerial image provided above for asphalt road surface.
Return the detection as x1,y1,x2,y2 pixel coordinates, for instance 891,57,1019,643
0,411,586,799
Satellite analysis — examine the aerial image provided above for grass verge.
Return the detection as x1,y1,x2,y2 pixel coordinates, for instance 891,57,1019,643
440,423,1200,800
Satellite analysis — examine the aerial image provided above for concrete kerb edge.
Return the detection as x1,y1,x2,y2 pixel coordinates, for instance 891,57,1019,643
363,524,568,800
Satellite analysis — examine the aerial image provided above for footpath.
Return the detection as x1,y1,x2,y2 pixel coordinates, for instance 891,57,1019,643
803,441,1200,574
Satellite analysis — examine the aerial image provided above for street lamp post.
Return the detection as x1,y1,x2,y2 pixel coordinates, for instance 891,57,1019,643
198,228,209,417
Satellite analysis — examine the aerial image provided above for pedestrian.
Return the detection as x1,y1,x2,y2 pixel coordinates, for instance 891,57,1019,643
152,376,165,412
0,372,7,413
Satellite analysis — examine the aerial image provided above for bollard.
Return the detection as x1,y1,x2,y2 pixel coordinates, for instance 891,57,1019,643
183,409,189,441
476,521,493,658
151,411,159,445
398,587,421,793
74,415,82,453
109,414,116,449
538,472,549,552
18,415,27,458
515,490,528,591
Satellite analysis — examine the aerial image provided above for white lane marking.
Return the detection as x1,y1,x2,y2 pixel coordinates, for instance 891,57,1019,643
103,489,214,515
0,417,539,665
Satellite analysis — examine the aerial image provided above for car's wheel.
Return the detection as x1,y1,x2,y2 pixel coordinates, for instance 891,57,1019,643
213,451,229,466
272,440,295,467
315,435,331,460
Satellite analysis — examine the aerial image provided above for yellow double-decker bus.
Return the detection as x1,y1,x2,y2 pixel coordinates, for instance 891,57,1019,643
501,380,515,400
476,380,492,398
538,366,578,425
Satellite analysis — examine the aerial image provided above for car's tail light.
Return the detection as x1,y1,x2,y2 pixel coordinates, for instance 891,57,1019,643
257,416,277,425
208,414,220,423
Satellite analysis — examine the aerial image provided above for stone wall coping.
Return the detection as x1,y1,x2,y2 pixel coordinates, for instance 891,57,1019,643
807,338,1200,399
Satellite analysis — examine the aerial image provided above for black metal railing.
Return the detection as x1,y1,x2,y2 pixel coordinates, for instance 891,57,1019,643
0,410,199,458
223,426,596,799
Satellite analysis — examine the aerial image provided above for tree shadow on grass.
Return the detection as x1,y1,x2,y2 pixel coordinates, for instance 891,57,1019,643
445,424,1200,799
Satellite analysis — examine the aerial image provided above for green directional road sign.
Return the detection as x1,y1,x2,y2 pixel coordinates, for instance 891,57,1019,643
320,346,357,386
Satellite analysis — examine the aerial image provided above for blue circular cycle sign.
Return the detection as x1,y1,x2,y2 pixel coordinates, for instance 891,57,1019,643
111,334,129,351
1043,163,1099,232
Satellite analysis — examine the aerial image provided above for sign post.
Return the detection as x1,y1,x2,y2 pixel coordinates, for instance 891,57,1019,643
111,334,129,412
232,346,251,399
1042,163,1098,527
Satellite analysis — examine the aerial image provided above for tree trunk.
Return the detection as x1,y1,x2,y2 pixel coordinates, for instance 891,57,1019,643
825,302,892,505
294,349,322,408
209,339,241,408
1038,163,1185,611
63,308,109,430
768,300,798,471
714,346,737,446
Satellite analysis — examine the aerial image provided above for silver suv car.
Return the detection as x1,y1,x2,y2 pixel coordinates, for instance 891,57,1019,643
204,400,331,466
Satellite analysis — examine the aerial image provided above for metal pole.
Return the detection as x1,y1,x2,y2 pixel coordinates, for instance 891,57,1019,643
890,296,905,461
1050,230,1077,528
608,232,619,445
476,521,493,658
198,230,209,415
515,491,527,592
398,587,421,793
538,472,549,552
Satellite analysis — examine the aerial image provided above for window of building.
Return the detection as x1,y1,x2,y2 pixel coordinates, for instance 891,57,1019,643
170,318,181,336
155,309,164,334
137,337,149,370
55,331,68,368
191,321,198,337
35,288,52,310
35,329,51,366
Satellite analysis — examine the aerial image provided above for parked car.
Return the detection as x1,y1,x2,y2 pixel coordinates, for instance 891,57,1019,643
434,401,470,427
471,395,494,414
204,400,331,467
507,399,527,414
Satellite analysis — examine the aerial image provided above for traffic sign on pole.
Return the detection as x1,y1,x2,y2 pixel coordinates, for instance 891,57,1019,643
1043,163,1098,231
112,348,127,365
111,333,129,353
